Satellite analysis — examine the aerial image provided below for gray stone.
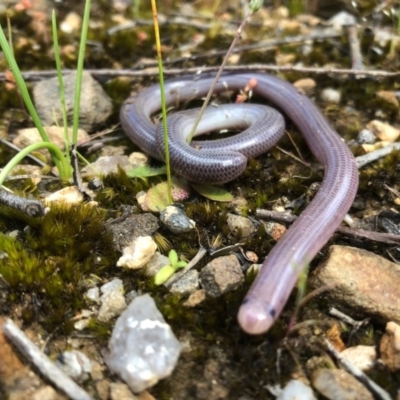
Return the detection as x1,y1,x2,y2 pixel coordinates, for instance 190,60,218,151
341,346,377,372
160,205,195,234
380,321,400,372
357,129,376,144
170,270,199,295
98,278,126,322
106,213,159,253
56,350,92,383
226,213,255,238
105,294,182,393
312,368,374,400
81,155,136,176
145,252,170,277
277,379,316,400
33,71,112,132
199,255,244,297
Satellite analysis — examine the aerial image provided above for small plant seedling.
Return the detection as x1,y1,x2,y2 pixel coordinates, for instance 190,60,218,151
154,249,188,285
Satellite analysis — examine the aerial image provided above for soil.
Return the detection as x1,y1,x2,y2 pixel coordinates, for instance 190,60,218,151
0,1,400,399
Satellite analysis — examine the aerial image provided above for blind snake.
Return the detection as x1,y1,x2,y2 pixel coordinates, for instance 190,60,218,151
120,72,359,335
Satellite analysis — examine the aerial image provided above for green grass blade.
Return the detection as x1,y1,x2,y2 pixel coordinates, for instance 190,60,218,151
52,10,70,163
0,23,69,178
72,0,91,145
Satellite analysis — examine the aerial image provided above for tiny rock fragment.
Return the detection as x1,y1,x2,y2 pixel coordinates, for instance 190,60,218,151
160,205,195,234
276,379,316,400
199,255,244,298
144,252,170,277
320,88,341,104
169,270,199,296
263,221,287,241
60,11,82,34
226,213,255,238
128,151,150,166
85,287,100,304
311,245,400,324
105,294,182,393
183,289,206,308
312,368,374,400
379,321,400,372
340,346,377,372
106,213,159,252
44,186,84,206
98,278,126,322
326,324,345,352
14,126,89,151
376,91,399,109
81,155,137,177
109,382,138,400
361,141,390,153
366,120,400,142
356,129,376,144
56,350,92,383
293,78,316,96
117,236,158,270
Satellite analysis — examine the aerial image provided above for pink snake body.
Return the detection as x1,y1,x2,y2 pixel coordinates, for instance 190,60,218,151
120,72,359,334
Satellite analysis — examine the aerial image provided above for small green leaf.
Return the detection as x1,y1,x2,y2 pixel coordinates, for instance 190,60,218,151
190,183,234,202
154,264,175,285
175,261,187,269
168,249,178,266
127,165,166,178
249,0,263,13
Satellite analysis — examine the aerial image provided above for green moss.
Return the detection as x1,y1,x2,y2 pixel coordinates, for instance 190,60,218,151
86,318,113,340
0,202,117,332
359,149,400,196
95,167,151,207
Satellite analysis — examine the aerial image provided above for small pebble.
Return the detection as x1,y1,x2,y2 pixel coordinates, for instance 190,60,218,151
328,11,357,30
340,345,377,371
85,287,100,304
56,350,92,383
183,289,206,308
128,151,150,166
117,236,158,270
366,120,400,142
81,155,136,176
106,213,159,252
160,205,195,234
199,255,244,297
376,90,399,109
356,129,376,144
293,78,316,96
276,379,316,400
169,270,199,295
144,252,170,277
60,11,82,34
380,321,400,372
14,126,89,151
98,278,126,322
226,213,255,238
312,368,374,400
320,88,341,104
44,186,84,206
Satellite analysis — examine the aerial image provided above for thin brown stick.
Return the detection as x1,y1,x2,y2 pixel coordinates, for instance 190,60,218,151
346,24,364,70
256,208,400,245
1,64,399,83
